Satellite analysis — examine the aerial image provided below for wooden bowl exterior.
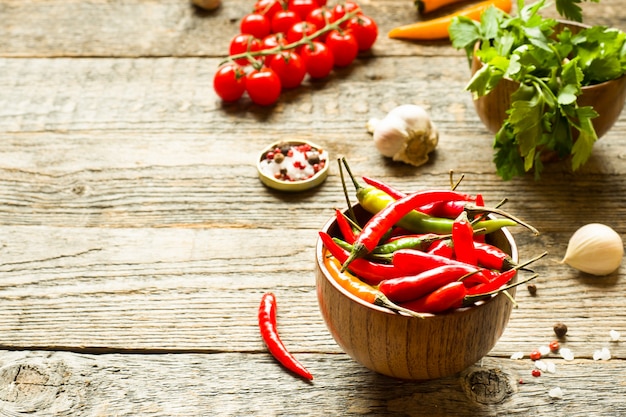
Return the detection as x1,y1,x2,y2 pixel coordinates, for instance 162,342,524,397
315,205,519,380
471,21,626,139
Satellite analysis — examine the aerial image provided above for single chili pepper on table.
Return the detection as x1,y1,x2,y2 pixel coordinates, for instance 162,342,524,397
452,211,477,265
400,281,468,314
322,250,423,318
388,0,513,41
378,264,486,303
258,292,313,380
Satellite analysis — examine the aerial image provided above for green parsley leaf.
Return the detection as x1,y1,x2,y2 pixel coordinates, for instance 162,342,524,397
450,0,625,180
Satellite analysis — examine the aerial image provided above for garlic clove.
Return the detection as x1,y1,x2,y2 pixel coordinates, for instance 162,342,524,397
561,223,624,276
372,114,411,157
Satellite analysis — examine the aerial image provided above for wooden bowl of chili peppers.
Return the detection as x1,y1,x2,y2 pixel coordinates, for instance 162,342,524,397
315,162,541,380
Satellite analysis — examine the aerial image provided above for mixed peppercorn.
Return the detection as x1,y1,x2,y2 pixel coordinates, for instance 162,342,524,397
259,142,327,182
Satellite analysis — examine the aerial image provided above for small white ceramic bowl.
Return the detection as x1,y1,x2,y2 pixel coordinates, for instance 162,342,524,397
257,140,329,192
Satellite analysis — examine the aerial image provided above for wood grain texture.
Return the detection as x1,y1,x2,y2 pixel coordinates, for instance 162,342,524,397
1,0,625,414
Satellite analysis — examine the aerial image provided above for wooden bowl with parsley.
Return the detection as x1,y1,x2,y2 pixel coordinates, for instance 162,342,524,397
450,0,626,180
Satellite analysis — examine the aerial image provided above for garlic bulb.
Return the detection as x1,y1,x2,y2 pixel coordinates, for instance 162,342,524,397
561,223,624,276
366,105,438,167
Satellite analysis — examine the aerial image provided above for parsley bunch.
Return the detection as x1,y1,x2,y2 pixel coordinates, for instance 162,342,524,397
450,0,626,180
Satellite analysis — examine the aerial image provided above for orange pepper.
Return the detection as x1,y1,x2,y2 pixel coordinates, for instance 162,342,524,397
388,0,512,41
323,249,424,317
323,249,378,304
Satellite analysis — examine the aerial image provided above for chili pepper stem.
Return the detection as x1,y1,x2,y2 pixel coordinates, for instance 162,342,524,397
375,294,425,318
463,273,540,306
340,157,363,193
338,158,358,225
464,204,540,235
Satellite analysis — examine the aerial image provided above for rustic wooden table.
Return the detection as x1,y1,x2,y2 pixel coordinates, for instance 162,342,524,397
1,0,625,415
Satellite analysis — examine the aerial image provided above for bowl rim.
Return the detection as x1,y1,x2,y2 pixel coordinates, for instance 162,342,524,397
316,204,520,318
257,139,329,192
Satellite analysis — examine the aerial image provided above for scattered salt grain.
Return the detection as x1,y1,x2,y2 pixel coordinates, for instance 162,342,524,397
510,351,524,360
534,360,547,371
593,347,611,361
609,330,621,342
560,348,574,361
539,345,551,356
548,387,564,399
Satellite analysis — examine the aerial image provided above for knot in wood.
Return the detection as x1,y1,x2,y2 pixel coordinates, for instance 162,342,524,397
0,359,78,414
461,367,513,405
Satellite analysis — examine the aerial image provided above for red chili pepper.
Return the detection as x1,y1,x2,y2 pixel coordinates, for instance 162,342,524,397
452,211,477,265
423,200,469,219
361,175,406,200
361,175,472,219
319,231,405,284
400,281,467,314
344,189,471,269
392,248,478,276
378,264,484,303
427,238,454,258
474,241,515,271
473,194,486,243
335,209,358,244
323,250,423,318
258,292,313,380
466,268,516,296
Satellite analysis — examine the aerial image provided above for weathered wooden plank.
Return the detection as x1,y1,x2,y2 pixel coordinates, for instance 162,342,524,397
1,0,624,58
0,351,623,416
0,226,623,358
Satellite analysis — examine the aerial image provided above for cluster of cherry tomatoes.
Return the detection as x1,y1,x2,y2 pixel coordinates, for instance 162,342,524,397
213,0,378,106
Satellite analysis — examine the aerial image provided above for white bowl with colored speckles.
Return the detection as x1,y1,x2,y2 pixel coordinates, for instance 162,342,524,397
257,140,329,192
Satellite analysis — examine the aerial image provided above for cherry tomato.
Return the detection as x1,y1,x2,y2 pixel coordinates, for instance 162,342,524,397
346,15,378,51
301,41,334,79
246,67,282,106
253,0,283,21
331,1,361,26
325,30,358,67
288,0,318,20
240,13,272,39
229,34,263,66
261,33,288,65
271,9,300,35
286,21,317,48
268,50,307,89
213,63,247,102
305,7,333,41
